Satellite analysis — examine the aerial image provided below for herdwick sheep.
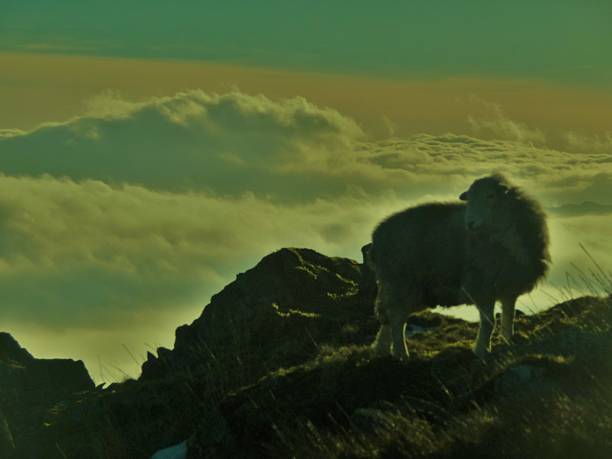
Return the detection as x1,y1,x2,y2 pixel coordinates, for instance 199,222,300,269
368,173,550,359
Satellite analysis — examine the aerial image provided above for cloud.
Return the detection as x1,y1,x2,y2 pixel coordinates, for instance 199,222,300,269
0,174,408,330
0,90,364,200
0,128,24,138
3,90,612,207
468,99,546,145
549,201,612,217
1,89,611,381
466,96,612,156
1,174,607,323
355,134,612,207
563,131,612,154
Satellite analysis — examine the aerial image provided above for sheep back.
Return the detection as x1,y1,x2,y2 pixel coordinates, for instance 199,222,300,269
370,202,467,307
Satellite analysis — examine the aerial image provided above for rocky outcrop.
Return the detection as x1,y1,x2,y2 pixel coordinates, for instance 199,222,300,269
0,332,94,458
0,333,34,364
0,332,94,397
141,248,377,381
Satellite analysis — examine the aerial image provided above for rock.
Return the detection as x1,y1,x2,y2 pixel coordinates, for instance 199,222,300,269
0,332,34,365
27,358,95,394
0,407,15,456
0,349,94,398
407,323,430,336
350,401,398,433
141,248,374,381
1,332,93,396
495,364,545,396
151,440,188,459
0,333,94,458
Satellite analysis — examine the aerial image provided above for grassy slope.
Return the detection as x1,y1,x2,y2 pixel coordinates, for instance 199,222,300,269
5,248,612,459
190,296,612,459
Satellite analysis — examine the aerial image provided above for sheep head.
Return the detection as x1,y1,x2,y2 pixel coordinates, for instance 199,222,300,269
459,173,515,233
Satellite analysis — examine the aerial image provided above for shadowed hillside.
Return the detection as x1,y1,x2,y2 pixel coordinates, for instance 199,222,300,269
1,248,611,458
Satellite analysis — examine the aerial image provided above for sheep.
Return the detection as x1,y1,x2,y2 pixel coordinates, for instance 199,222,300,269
368,173,550,359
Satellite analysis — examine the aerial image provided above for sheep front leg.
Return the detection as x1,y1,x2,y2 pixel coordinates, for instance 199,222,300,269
389,310,409,360
501,296,517,342
371,324,392,356
473,300,495,359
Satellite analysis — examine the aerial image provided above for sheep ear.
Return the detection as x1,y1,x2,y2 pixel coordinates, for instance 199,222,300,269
459,191,468,201
499,184,511,195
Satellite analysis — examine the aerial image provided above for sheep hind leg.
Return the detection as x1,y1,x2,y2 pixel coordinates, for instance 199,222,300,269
473,299,496,359
501,296,517,342
371,282,393,356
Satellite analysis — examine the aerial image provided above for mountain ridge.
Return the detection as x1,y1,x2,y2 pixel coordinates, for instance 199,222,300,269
1,247,611,458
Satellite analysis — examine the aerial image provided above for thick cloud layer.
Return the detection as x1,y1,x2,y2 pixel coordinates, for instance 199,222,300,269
0,175,404,328
0,90,610,381
1,90,611,204
0,91,363,200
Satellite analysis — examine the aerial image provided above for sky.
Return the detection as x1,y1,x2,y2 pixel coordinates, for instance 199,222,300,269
0,2,611,383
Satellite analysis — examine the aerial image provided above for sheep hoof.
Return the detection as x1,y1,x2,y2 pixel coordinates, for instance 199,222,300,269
370,342,390,357
472,347,490,361
501,331,515,343
390,348,410,361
